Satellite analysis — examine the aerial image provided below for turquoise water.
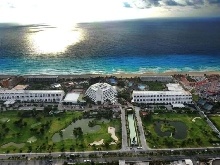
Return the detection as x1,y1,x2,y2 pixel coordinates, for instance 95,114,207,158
0,54,219,75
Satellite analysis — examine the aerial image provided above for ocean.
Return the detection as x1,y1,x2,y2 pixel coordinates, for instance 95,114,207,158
0,18,220,75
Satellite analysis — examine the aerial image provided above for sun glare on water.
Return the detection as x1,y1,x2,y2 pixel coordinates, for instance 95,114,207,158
2,0,163,54
28,25,84,54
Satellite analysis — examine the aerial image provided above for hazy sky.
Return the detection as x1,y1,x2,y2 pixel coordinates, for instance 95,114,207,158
0,0,220,24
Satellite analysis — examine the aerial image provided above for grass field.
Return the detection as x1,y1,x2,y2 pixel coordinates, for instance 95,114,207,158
142,112,219,148
0,110,121,153
143,81,165,91
209,116,220,130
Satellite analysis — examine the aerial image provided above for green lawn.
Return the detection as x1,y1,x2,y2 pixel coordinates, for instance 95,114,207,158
142,113,219,148
0,110,121,153
209,116,220,130
143,81,165,91
192,94,199,102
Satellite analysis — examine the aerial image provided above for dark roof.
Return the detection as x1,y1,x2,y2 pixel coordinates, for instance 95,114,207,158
198,99,206,106
203,103,213,111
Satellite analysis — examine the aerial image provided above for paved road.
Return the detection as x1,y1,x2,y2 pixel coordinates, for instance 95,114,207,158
134,106,149,150
1,153,220,165
120,106,129,151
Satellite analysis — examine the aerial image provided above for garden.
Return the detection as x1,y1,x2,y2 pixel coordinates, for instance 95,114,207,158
209,115,220,130
141,112,220,148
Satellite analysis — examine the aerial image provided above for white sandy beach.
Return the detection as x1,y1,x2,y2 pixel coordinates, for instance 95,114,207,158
0,71,219,80
54,71,220,79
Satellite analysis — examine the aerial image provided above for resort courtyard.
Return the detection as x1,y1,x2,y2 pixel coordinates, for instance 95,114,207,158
141,112,220,148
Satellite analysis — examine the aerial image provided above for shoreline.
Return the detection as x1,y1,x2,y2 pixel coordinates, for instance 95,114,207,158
0,71,219,79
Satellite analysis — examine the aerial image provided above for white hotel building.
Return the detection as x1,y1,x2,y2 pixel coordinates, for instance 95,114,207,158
132,84,192,104
132,91,192,104
0,90,64,103
85,83,117,104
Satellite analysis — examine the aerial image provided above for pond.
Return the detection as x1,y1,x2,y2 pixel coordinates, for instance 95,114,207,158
138,84,145,90
128,82,133,87
127,114,138,145
52,118,109,142
154,121,187,139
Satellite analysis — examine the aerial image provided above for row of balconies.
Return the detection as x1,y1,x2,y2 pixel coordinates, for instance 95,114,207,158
0,95,62,100
133,98,191,102
133,95,191,97
0,93,62,97
133,100,191,103
133,97,191,100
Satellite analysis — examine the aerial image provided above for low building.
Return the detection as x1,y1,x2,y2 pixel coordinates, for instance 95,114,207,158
132,91,192,104
108,78,117,85
210,158,220,165
4,100,15,107
172,103,185,108
51,83,61,88
119,160,149,165
166,83,184,91
25,75,58,82
170,159,193,165
0,76,24,89
140,76,173,82
63,93,80,104
0,90,64,103
85,83,117,104
12,85,29,90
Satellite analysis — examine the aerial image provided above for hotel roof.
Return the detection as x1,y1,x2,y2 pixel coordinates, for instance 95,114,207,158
12,85,29,90
166,83,184,91
63,93,80,103
89,83,116,92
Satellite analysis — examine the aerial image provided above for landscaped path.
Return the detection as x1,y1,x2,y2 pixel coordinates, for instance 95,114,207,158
192,117,201,122
134,106,150,150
